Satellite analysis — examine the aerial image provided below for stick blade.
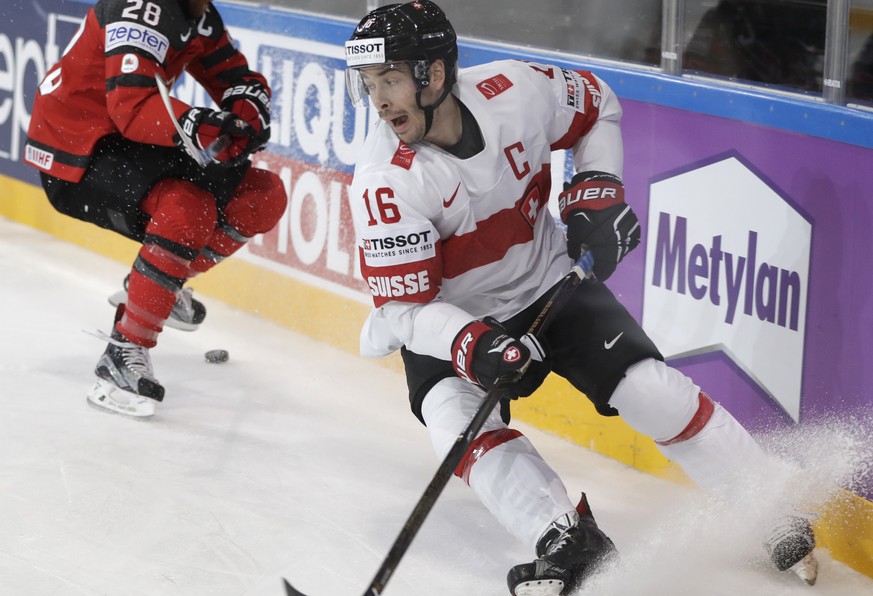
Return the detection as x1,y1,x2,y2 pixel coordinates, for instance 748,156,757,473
283,578,309,596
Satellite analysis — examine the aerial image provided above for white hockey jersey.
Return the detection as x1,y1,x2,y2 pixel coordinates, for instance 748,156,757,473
348,59,624,359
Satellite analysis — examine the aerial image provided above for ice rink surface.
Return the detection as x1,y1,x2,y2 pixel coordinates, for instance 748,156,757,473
1,216,872,596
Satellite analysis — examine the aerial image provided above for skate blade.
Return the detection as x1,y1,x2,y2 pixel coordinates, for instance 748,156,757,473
108,290,199,332
512,579,564,596
107,289,126,308
789,551,818,586
87,380,155,419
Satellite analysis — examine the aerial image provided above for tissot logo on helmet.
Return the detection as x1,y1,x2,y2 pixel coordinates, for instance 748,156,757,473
346,42,384,55
345,38,387,67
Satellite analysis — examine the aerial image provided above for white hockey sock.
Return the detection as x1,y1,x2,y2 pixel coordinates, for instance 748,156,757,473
656,402,764,492
466,432,576,548
609,358,766,493
421,377,575,548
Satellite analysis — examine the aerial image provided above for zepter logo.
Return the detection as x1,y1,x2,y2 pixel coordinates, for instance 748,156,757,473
105,21,169,63
643,155,811,421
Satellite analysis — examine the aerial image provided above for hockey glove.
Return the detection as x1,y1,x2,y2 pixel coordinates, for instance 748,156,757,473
221,81,271,154
176,107,256,167
558,171,640,281
452,317,550,397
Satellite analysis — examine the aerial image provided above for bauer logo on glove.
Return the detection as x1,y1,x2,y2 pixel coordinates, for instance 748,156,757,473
558,170,641,281
220,80,272,154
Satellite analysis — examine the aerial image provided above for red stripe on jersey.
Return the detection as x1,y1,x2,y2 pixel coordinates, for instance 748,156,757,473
455,428,523,485
360,243,443,308
656,392,716,446
442,165,550,279
550,70,602,151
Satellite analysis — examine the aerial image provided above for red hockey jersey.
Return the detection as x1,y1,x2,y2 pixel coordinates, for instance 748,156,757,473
24,0,268,182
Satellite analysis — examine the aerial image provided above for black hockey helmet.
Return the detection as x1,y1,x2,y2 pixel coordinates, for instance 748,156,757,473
344,1,458,107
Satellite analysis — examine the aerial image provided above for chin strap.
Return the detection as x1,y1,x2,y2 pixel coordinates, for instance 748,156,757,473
417,84,453,136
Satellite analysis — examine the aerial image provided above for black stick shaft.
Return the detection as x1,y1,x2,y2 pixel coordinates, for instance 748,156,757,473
362,263,586,595
284,257,590,596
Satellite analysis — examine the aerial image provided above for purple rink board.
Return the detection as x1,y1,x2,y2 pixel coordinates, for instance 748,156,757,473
614,100,872,440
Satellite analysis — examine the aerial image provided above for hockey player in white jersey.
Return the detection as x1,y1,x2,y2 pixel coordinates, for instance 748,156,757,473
344,2,817,593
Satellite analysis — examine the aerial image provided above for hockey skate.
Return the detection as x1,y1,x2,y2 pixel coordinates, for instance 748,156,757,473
108,275,206,331
507,493,618,596
87,328,164,419
765,514,818,585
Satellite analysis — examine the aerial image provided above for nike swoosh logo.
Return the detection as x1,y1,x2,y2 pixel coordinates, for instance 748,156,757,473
180,28,192,42
604,331,623,350
442,182,461,208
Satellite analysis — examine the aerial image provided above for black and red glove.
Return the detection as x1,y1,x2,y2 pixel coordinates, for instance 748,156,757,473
452,317,550,397
176,107,256,167
558,171,640,281
221,81,271,154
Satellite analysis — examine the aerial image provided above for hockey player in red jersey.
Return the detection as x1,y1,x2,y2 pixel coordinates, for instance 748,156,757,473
25,0,287,418
343,2,817,593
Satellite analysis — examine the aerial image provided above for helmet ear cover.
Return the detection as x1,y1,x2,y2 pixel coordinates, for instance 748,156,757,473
411,60,432,88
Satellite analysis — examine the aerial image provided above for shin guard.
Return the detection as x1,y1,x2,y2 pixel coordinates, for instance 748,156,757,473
422,377,576,548
609,358,765,492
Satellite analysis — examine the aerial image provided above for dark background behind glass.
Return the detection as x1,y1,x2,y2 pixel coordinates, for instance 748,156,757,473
247,0,873,106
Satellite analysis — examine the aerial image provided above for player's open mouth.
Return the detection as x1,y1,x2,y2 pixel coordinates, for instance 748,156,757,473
391,115,408,129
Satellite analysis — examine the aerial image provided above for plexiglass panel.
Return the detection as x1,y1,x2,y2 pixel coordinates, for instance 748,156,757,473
682,0,827,95
243,0,871,109
263,0,663,66
848,0,873,105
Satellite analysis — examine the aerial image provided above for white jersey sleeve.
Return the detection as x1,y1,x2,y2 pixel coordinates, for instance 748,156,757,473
361,299,473,359
518,61,624,177
568,73,623,176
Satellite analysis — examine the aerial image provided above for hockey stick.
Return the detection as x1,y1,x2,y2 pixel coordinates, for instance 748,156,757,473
154,74,230,167
283,252,594,596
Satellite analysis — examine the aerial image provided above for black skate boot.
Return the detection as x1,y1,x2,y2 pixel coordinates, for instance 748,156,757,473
108,274,206,331
507,493,618,596
765,515,818,585
87,326,164,419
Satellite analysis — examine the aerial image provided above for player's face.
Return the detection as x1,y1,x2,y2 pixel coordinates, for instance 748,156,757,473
183,0,212,18
360,64,428,144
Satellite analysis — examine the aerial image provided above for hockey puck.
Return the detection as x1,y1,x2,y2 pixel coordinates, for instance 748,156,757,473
205,349,229,363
